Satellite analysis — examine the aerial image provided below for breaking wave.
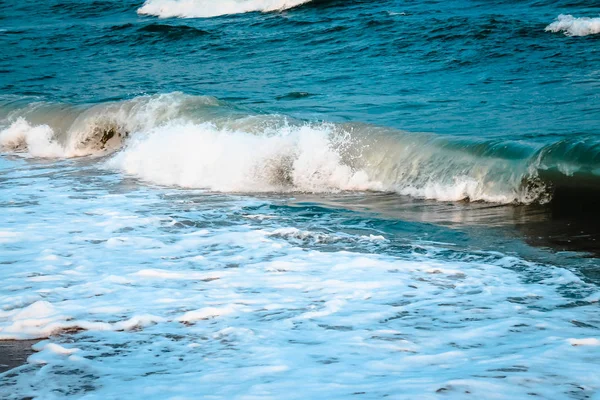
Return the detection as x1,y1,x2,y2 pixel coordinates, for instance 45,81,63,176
137,0,313,19
0,93,220,157
545,14,600,37
1,93,599,205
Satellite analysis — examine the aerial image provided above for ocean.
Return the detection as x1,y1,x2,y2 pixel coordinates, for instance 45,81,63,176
1,0,599,398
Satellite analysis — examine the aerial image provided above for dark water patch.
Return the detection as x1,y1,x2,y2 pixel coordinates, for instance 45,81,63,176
96,22,212,46
365,18,396,28
1,29,27,35
48,0,138,18
109,23,134,31
136,23,211,41
321,25,349,33
276,92,316,100
276,192,600,277
295,0,351,11
0,340,38,373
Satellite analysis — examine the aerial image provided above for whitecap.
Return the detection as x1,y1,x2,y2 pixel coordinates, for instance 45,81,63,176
138,0,313,19
545,14,600,36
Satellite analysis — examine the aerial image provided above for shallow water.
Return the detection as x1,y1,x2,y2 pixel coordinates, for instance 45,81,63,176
1,0,600,399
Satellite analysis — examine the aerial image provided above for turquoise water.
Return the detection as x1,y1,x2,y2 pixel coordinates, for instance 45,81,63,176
1,1,600,399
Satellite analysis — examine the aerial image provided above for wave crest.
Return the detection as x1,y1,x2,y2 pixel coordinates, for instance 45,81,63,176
2,93,599,205
545,14,600,37
0,93,219,157
137,0,313,19
108,122,374,193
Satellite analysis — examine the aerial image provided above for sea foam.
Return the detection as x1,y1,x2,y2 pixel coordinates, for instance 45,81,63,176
0,118,63,158
107,119,538,203
545,14,600,36
137,0,312,19
108,121,375,193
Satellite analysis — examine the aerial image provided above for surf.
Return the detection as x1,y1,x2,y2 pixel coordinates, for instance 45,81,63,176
1,93,599,206
546,14,600,37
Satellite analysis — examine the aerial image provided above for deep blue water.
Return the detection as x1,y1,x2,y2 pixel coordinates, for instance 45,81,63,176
1,1,600,399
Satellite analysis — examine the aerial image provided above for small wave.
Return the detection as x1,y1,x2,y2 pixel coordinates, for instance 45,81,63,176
138,23,210,37
135,23,211,42
276,92,315,100
545,14,600,37
0,93,220,157
137,0,313,19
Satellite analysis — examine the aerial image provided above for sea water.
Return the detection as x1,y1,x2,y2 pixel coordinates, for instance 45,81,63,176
1,1,599,399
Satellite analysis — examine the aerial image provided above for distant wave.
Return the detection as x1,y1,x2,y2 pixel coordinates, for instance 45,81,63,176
545,14,600,36
137,0,313,19
2,93,600,205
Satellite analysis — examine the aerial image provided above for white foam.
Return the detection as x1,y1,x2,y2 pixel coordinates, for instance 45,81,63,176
0,231,23,244
133,268,224,281
108,121,376,193
32,342,79,356
397,176,517,204
546,14,600,36
177,306,237,322
0,118,64,157
569,338,600,346
138,0,312,19
0,93,218,157
106,116,536,201
0,183,598,397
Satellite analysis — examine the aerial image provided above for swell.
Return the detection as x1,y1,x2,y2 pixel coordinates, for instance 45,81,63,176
1,93,599,206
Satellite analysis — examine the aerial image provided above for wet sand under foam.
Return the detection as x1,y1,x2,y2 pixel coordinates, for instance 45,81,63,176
0,340,38,373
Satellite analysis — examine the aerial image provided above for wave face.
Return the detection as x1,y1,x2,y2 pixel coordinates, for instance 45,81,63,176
3,93,600,205
137,0,313,18
545,14,600,36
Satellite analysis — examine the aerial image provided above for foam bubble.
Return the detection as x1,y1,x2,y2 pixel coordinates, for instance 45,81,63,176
545,14,600,36
138,0,312,18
